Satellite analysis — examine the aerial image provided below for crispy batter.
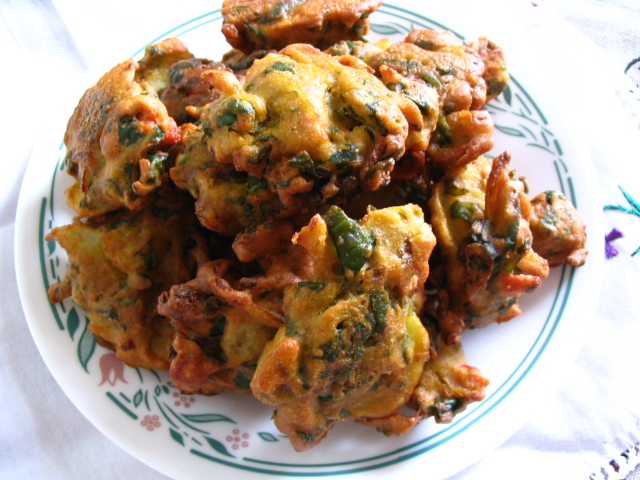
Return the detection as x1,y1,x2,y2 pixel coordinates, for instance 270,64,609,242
529,190,588,267
355,328,489,434
160,58,231,124
250,204,435,451
157,221,311,394
136,37,194,94
200,43,420,208
170,123,295,235
47,186,208,370
64,58,181,217
157,263,278,394
429,153,549,345
221,0,382,53
361,30,504,172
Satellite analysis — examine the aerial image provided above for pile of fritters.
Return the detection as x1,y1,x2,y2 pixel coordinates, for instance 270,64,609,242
48,0,588,451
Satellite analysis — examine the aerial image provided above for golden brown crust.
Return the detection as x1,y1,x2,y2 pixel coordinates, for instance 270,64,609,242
221,0,382,53
428,153,549,344
47,186,208,370
529,191,588,267
64,59,180,217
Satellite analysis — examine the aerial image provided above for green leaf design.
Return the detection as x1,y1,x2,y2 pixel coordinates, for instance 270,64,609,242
47,239,56,255
170,428,184,446
258,432,279,442
77,320,96,373
369,23,402,35
155,385,162,396
495,125,526,137
502,84,513,106
205,436,235,458
133,389,144,408
182,413,236,424
67,308,80,340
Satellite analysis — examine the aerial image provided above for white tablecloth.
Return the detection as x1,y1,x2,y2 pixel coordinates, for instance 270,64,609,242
2,1,640,479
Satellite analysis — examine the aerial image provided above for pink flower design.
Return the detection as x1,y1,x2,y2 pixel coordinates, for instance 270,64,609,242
98,353,127,386
140,415,161,431
172,392,196,408
226,428,250,449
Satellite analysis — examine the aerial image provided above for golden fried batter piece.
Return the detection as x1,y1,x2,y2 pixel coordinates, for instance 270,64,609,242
47,186,208,370
158,221,312,394
170,124,295,235
160,58,232,124
326,39,386,64
466,36,510,100
355,329,488,435
201,43,422,208
429,153,549,345
64,58,180,217
221,0,382,54
404,30,509,101
528,190,588,267
250,204,435,451
135,37,194,95
360,30,506,172
157,262,278,394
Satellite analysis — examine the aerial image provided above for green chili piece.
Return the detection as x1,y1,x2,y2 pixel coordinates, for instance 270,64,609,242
436,113,453,145
323,205,374,272
450,201,483,223
444,178,468,196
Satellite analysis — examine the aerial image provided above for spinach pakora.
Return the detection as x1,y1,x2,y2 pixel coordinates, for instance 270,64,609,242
251,204,435,450
47,186,208,370
221,0,382,53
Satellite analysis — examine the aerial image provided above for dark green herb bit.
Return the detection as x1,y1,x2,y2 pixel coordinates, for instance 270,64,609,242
488,78,508,96
295,431,315,443
369,291,388,334
216,98,255,127
450,201,483,223
287,152,331,179
328,145,358,164
297,282,326,292
263,61,295,74
323,206,374,272
118,115,145,146
233,371,252,390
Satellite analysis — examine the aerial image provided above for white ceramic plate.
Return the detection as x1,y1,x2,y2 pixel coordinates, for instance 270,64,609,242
15,2,603,479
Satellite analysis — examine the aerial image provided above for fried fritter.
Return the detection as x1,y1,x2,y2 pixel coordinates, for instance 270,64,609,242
250,204,436,451
221,0,382,54
135,37,195,95
200,43,423,209
170,123,299,235
429,152,549,345
355,328,489,435
158,221,311,394
359,30,503,171
528,190,588,267
157,261,278,394
159,58,231,124
64,56,181,217
47,186,208,370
